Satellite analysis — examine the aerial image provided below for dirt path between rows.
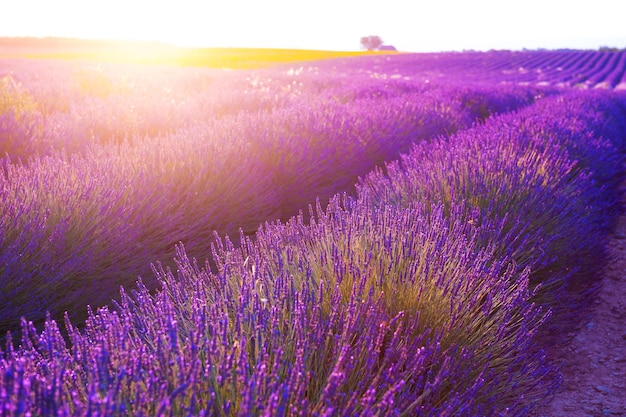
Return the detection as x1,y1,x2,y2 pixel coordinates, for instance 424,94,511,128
535,180,626,416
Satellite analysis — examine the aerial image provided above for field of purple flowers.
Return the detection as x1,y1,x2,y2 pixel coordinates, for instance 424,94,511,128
1,52,626,415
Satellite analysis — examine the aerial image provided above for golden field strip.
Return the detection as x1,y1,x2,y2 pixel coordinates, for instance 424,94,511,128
0,37,393,68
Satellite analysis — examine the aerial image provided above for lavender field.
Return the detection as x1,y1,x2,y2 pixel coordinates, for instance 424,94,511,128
1,50,626,416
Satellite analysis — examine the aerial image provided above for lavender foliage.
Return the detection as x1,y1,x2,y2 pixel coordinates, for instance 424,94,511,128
0,59,540,334
1,51,625,415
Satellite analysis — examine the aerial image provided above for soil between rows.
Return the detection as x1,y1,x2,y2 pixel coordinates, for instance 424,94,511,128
535,177,626,417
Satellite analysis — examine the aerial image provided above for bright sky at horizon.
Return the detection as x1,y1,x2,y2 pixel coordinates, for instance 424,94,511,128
1,0,625,52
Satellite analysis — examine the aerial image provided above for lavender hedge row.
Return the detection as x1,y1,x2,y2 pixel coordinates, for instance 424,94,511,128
1,88,623,415
1,59,542,161
357,90,626,336
1,62,541,335
0,198,555,416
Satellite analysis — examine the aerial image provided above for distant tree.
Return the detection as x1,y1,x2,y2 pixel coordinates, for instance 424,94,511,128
360,36,383,51
599,46,619,52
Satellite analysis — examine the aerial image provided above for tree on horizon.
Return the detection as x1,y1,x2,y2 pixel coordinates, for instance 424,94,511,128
360,35,383,51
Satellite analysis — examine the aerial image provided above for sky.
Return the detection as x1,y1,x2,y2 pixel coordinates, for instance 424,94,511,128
1,0,626,52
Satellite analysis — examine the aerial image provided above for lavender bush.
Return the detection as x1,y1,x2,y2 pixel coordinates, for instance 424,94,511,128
357,90,626,337
0,74,44,158
0,198,555,416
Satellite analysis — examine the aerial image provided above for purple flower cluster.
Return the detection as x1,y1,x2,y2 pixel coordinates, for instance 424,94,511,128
0,53,625,415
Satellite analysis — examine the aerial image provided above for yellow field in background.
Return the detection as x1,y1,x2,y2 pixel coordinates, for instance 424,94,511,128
0,38,395,69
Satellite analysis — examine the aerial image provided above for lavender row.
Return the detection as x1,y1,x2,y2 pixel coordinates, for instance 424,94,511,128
2,87,624,415
357,90,626,336
0,58,541,162
1,66,541,335
1,60,298,159
0,185,555,416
